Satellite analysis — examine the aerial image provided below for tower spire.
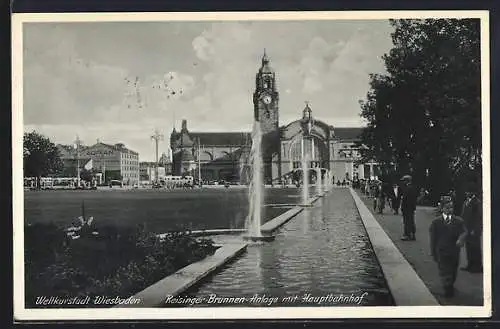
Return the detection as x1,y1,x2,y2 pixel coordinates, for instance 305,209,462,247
262,48,269,65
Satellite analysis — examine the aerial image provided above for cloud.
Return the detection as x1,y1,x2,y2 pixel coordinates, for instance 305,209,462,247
23,27,131,125
192,31,215,61
22,20,394,160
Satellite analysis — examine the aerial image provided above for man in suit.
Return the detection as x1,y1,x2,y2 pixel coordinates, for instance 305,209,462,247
461,190,483,273
400,175,418,241
389,183,402,215
430,196,468,297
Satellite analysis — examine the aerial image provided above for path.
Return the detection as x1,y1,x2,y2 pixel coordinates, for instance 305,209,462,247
358,191,483,306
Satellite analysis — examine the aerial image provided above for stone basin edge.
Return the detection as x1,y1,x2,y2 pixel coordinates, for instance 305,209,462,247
114,243,248,308
115,200,311,308
348,187,439,306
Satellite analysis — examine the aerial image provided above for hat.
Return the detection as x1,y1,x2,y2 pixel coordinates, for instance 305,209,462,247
440,195,453,204
400,175,412,181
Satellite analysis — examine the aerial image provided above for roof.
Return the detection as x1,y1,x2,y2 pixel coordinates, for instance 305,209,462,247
171,127,363,148
92,142,139,155
259,65,274,74
333,128,363,141
176,132,252,147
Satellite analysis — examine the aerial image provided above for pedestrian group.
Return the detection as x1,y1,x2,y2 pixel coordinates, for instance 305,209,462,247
360,174,482,298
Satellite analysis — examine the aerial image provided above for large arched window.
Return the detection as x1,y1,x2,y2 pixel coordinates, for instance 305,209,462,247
199,151,213,162
288,136,327,164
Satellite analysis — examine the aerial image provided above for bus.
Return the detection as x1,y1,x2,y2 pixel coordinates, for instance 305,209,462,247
163,175,194,188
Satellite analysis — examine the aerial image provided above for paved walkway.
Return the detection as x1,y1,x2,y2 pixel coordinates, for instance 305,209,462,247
358,191,483,306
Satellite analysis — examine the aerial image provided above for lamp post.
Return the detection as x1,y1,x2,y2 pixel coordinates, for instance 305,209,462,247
74,136,82,188
197,137,202,187
151,129,164,183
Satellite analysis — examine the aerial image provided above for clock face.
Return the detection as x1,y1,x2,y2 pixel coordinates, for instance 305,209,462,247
262,95,272,104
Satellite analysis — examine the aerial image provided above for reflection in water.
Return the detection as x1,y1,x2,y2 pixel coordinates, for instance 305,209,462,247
260,237,286,299
245,122,263,237
316,167,322,196
302,207,310,235
180,189,393,307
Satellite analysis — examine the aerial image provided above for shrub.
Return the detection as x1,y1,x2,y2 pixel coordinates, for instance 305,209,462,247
25,222,217,307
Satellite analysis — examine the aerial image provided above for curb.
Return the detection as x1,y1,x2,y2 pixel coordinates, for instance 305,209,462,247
114,243,248,308
260,206,304,236
349,187,439,306
157,229,246,239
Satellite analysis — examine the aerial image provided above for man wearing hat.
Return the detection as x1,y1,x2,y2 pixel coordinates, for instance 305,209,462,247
429,196,468,297
400,175,418,241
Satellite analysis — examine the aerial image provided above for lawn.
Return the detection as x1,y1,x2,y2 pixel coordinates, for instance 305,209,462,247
24,187,307,234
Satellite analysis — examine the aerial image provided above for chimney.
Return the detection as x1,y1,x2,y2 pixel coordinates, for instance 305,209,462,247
181,119,187,132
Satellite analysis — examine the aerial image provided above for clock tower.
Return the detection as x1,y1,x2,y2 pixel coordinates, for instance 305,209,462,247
253,49,281,183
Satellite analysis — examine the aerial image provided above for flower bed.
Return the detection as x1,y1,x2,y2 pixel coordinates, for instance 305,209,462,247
24,222,217,308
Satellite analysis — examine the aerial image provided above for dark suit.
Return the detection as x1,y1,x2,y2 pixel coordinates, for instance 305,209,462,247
461,196,482,271
389,186,402,214
429,215,467,293
401,183,418,238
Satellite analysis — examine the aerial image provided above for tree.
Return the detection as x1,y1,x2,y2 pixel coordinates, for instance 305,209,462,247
23,131,63,187
80,168,96,183
359,19,481,202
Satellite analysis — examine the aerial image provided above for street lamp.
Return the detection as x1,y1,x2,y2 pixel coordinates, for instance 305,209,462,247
74,136,82,188
151,129,164,183
197,137,202,187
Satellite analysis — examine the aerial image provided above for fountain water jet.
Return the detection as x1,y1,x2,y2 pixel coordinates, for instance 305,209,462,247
300,139,311,207
243,121,274,242
316,167,323,197
325,171,331,192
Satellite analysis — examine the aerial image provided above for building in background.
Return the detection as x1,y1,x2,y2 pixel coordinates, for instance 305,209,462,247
57,141,140,185
170,51,376,184
139,152,172,183
170,121,250,183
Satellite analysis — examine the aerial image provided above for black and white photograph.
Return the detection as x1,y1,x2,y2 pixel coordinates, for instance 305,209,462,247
12,11,491,320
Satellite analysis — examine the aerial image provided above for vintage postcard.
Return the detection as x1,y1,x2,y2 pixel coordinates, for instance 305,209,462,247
12,10,491,321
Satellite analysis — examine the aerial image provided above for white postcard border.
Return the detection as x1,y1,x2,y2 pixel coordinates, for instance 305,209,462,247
12,10,492,321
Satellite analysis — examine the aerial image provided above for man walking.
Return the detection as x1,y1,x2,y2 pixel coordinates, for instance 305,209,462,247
461,189,483,273
430,196,467,297
400,175,418,241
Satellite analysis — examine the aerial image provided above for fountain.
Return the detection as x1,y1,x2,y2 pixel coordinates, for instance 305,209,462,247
243,121,275,242
299,101,315,207
316,167,323,197
300,142,310,206
325,170,331,192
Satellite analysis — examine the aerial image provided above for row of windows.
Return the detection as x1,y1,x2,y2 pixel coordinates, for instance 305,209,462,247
122,166,139,172
122,160,139,165
122,153,138,159
292,161,322,169
95,160,120,165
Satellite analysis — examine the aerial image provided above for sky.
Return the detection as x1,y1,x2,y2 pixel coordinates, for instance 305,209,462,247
22,19,394,161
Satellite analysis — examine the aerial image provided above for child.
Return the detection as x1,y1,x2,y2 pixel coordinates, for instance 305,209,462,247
429,196,468,297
